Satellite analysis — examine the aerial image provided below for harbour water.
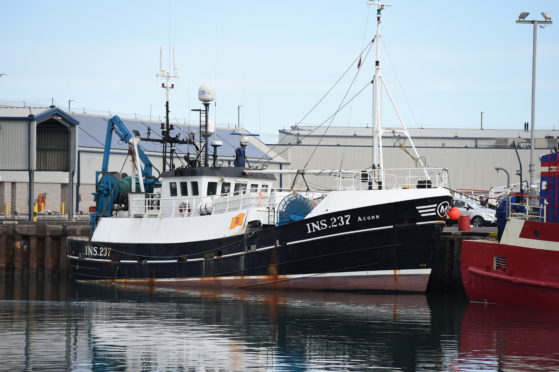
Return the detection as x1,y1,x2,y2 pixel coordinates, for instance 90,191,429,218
0,275,558,371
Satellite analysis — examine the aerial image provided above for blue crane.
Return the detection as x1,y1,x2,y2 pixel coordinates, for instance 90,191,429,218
90,115,160,231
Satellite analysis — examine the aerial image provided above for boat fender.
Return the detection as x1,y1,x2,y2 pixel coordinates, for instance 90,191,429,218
199,198,214,215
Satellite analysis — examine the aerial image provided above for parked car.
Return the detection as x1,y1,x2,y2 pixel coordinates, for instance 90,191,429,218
452,197,497,227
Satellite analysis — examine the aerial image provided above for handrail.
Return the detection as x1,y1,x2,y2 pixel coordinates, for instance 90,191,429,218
129,192,272,218
506,193,547,223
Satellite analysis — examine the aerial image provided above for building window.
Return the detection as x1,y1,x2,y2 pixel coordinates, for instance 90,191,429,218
169,182,177,197
234,183,247,195
180,182,188,196
207,182,217,196
221,182,231,196
191,181,199,196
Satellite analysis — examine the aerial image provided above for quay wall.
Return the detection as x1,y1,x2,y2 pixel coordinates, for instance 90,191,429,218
428,231,495,293
0,222,89,278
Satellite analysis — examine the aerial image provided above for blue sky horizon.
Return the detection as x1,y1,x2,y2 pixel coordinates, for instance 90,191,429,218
2,1,558,142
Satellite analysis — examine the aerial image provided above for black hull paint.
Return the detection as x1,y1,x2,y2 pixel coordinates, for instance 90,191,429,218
68,195,450,291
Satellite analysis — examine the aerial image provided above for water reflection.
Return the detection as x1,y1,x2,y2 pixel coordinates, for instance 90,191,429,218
0,275,556,371
459,302,559,372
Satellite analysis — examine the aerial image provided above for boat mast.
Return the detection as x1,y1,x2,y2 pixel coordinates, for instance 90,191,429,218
156,47,179,172
371,1,390,187
143,48,196,172
369,1,430,183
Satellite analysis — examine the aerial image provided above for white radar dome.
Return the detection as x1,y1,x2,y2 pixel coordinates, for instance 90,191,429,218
198,84,215,103
202,119,215,136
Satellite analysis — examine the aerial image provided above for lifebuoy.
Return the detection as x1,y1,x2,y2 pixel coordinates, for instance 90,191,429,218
178,201,191,216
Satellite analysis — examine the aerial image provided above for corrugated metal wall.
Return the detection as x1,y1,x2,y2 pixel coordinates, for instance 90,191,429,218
281,145,548,191
0,121,28,170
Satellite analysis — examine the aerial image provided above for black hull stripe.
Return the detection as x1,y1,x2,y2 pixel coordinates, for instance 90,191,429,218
69,221,443,265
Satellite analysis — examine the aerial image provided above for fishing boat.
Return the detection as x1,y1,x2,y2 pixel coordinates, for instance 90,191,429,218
461,152,559,307
67,2,452,292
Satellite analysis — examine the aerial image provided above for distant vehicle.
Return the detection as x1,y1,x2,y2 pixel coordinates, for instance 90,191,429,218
452,198,496,227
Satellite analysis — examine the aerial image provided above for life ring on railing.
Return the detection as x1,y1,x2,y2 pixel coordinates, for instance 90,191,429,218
178,202,191,216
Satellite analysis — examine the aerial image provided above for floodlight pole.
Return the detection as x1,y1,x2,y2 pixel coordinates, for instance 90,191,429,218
516,13,552,191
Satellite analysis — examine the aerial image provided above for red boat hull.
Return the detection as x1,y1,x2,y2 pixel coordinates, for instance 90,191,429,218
461,220,559,308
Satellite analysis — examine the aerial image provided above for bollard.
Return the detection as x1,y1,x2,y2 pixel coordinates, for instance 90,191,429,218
33,202,38,222
458,215,471,232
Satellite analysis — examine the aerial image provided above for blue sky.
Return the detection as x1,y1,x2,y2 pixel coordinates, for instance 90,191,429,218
1,1,558,142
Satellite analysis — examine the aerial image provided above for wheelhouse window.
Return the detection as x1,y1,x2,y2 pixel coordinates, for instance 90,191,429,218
169,182,178,197
221,182,231,196
234,183,247,195
207,182,218,196
191,181,199,196
250,184,259,193
180,182,188,196
260,184,269,194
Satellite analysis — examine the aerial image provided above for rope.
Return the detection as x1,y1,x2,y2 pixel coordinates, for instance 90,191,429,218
253,37,376,166
260,80,374,167
303,41,375,170
382,38,420,128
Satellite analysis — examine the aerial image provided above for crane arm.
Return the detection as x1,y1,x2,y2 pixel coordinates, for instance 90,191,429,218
102,115,155,180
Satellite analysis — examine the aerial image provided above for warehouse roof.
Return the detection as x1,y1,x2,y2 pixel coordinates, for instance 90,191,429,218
73,114,276,161
281,125,559,139
0,106,79,126
0,105,282,162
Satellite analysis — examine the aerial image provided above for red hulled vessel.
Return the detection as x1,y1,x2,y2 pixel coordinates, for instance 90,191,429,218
461,152,559,308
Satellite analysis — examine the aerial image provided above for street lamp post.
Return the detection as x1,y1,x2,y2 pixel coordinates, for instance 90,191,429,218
516,11,552,192
495,167,510,189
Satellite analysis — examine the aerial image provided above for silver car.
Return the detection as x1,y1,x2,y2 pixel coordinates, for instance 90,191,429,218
452,198,497,227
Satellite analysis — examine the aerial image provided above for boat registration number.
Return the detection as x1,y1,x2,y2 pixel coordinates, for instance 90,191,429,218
85,244,112,257
305,214,351,234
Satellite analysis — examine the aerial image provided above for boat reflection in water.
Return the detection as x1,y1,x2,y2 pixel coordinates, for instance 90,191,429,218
5,276,558,371
458,302,559,372
0,276,461,371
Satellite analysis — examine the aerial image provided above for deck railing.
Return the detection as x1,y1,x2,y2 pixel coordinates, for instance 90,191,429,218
335,168,449,191
507,194,547,222
126,167,449,218
129,192,271,218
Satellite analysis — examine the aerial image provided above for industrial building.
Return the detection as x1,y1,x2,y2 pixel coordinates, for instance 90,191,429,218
1,104,558,219
277,125,559,192
0,106,286,218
